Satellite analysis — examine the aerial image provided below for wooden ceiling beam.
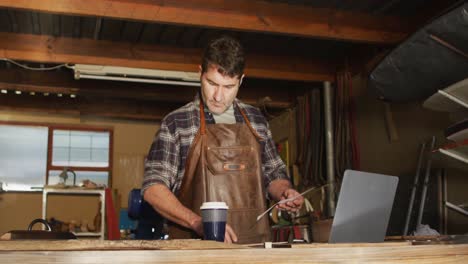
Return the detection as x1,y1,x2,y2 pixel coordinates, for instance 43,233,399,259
0,68,298,108
0,0,408,44
0,32,334,82
0,92,171,121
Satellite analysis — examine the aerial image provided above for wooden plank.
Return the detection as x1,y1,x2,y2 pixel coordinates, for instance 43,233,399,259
292,241,412,248
386,235,452,241
0,32,334,82
0,242,467,263
0,0,409,44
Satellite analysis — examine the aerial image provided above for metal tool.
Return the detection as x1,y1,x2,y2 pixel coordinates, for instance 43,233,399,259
256,184,330,222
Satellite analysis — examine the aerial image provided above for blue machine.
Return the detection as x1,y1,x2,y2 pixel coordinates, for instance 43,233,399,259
128,189,165,239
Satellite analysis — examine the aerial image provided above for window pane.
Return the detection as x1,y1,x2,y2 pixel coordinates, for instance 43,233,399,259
48,170,109,187
54,134,70,147
92,149,109,162
53,147,69,162
92,135,109,148
0,125,48,191
70,133,91,148
70,148,91,161
52,130,110,167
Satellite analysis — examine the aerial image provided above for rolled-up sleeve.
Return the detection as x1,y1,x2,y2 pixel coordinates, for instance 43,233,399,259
261,121,290,187
142,118,179,194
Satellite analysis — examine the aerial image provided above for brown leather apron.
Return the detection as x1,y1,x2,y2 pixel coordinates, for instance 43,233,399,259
169,100,271,244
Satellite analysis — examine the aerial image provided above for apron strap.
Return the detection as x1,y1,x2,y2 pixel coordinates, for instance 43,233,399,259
199,99,206,135
237,104,263,141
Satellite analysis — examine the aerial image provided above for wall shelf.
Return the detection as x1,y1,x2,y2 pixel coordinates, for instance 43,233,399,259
423,77,468,227
431,141,468,172
42,187,106,240
423,77,468,112
424,77,468,172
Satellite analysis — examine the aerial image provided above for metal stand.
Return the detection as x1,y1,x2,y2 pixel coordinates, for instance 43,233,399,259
323,81,336,217
415,136,436,228
403,142,426,236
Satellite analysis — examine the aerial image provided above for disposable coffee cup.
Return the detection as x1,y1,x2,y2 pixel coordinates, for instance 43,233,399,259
200,202,228,242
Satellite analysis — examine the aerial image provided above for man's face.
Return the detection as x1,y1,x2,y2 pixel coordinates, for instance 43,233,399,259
200,65,243,115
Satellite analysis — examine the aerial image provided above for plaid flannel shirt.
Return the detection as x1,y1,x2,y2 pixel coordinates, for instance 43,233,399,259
142,95,289,195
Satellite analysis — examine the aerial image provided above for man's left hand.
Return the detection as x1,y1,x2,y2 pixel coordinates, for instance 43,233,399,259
276,188,304,213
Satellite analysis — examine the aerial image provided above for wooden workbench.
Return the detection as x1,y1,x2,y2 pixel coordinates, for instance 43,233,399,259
1,239,468,263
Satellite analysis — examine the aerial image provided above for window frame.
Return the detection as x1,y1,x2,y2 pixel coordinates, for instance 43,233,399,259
0,121,114,190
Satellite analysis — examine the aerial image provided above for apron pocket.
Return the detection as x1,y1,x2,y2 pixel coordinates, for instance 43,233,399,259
205,146,262,208
205,146,256,175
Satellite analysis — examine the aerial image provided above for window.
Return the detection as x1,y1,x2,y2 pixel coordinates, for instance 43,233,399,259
52,130,110,167
0,124,48,191
49,128,111,187
0,123,112,192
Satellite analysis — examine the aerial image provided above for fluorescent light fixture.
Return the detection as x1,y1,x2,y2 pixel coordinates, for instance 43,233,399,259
70,94,76,98
73,64,201,87
77,73,201,86
57,93,63,97
30,91,35,95
15,90,21,95
1,89,7,94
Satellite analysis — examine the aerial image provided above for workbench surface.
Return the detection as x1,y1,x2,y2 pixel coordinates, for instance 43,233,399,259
1,239,467,263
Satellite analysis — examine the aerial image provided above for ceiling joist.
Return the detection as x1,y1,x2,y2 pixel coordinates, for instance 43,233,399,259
0,0,408,44
0,32,335,81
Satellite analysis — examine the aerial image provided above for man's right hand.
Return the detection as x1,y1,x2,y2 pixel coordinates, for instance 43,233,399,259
144,184,238,244
144,184,205,235
190,217,237,244
224,224,238,243
192,219,237,244
190,216,204,237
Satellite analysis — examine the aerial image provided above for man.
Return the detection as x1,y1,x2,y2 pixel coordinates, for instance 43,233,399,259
142,35,303,244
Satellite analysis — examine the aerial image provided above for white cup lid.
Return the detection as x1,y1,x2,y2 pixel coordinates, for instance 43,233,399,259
200,202,228,210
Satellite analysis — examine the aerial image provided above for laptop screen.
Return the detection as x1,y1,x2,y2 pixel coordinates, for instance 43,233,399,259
328,170,399,243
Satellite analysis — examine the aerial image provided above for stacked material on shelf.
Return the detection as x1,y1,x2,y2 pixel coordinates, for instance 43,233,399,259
431,139,468,171
445,119,468,142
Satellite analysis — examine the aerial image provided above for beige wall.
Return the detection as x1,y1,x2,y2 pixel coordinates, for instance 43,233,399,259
353,76,451,176
0,110,159,235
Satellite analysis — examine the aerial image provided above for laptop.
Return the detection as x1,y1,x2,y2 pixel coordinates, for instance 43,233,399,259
328,170,399,243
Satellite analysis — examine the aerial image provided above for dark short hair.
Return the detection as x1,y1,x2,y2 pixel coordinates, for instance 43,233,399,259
201,35,245,78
